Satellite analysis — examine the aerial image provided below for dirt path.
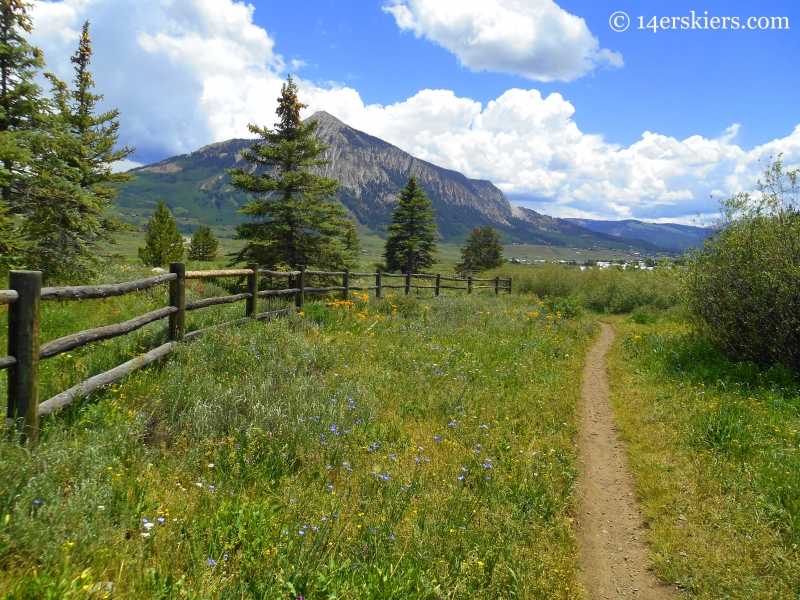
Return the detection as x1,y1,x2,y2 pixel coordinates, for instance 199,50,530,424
576,323,676,599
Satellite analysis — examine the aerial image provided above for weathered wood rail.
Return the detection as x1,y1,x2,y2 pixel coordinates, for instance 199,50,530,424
2,264,510,441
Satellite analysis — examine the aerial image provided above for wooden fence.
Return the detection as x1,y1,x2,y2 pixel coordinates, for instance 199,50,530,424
1,264,510,441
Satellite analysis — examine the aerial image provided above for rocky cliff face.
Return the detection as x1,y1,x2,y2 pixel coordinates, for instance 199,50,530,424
308,111,515,232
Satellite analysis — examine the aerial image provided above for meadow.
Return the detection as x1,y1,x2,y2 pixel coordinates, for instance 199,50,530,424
607,315,800,598
1,261,798,598
0,263,595,598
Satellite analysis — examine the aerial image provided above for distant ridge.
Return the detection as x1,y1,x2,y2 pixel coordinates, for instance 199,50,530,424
564,218,710,250
114,112,676,253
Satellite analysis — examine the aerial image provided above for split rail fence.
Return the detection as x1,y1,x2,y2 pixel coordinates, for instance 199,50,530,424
1,264,510,441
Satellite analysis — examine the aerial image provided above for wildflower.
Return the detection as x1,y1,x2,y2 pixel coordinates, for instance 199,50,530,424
141,532,150,538
207,463,215,468
206,558,217,566
97,505,105,511
433,436,441,442
157,517,165,523
448,421,458,427
458,475,465,481
33,500,41,505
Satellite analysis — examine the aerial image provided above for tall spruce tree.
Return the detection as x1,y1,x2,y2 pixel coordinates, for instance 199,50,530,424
0,0,46,270
227,76,357,270
138,202,184,267
187,225,219,261
456,226,504,274
383,175,438,273
26,20,134,279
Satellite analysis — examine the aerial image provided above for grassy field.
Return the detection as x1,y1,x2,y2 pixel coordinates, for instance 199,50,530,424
103,230,649,272
607,315,800,597
2,261,798,598
0,267,596,598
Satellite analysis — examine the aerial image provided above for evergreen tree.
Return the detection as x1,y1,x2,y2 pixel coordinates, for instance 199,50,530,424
227,76,357,270
138,202,184,267
0,0,47,270
25,20,134,279
342,220,361,265
187,225,219,261
456,226,504,274
383,175,438,273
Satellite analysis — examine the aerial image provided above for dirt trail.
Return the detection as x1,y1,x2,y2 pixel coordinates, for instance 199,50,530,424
576,323,676,599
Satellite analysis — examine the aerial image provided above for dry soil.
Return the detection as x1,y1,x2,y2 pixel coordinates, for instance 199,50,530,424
576,323,677,599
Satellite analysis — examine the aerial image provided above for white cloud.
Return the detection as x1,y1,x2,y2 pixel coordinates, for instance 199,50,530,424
28,0,800,223
382,0,623,82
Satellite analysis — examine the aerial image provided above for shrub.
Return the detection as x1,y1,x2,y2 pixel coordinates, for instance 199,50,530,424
681,158,800,372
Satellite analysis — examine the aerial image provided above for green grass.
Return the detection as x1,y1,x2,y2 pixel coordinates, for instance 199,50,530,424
607,315,800,598
0,271,595,598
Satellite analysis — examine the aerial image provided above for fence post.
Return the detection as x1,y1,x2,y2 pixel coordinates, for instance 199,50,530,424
7,270,41,443
246,263,259,318
467,276,473,295
435,273,441,297
508,277,513,295
376,272,382,300
343,268,350,301
296,265,305,308
168,263,185,342
495,276,500,295
405,272,411,296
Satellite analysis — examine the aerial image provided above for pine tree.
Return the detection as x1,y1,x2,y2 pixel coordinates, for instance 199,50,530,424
138,202,184,267
0,0,47,270
226,75,357,270
383,175,438,273
456,226,504,274
342,221,361,265
25,20,134,279
187,225,219,261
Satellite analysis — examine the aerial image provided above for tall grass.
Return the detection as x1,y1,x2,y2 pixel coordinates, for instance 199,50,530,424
484,264,680,314
607,316,800,598
0,285,595,598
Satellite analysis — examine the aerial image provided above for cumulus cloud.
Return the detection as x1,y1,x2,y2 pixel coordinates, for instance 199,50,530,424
305,86,800,222
28,0,800,222
382,0,623,82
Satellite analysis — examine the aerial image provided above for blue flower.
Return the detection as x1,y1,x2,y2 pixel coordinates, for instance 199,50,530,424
206,558,217,566
433,436,441,442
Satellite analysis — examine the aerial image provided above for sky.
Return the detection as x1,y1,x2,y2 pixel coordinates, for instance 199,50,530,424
28,0,800,223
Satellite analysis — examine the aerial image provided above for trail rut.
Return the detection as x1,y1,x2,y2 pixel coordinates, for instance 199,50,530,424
576,323,676,599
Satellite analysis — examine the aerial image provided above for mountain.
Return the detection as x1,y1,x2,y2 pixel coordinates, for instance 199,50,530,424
564,218,710,250
114,112,674,253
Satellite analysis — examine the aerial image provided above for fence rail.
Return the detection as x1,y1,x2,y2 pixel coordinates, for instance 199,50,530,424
2,265,510,442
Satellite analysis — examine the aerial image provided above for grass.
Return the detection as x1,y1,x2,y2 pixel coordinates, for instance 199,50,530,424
0,268,596,598
607,314,800,598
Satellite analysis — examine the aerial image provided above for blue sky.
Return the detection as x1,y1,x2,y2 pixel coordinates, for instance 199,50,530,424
256,0,798,150
29,0,800,222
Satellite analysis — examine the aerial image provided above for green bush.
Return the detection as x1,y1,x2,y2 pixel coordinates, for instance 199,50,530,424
681,158,800,372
